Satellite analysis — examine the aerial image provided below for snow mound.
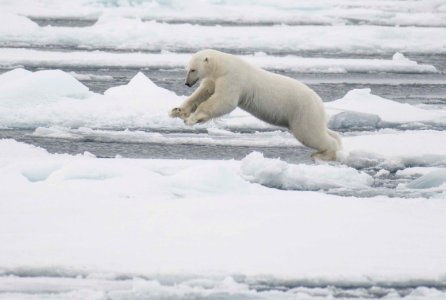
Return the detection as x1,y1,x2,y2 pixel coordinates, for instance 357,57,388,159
0,69,184,128
104,71,176,103
326,89,446,124
0,12,38,35
0,68,32,85
241,152,373,190
0,69,90,107
0,138,49,159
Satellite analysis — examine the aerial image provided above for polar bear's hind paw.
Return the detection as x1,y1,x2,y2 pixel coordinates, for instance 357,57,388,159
311,150,337,162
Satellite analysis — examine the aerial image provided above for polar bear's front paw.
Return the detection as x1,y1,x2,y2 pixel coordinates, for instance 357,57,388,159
169,107,190,120
185,115,199,126
185,113,208,126
169,107,182,118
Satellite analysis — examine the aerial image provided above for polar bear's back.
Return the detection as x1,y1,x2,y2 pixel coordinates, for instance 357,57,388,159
202,49,327,128
232,57,327,129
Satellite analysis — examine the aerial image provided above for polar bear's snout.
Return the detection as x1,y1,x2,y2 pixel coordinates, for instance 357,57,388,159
185,79,198,87
185,70,199,87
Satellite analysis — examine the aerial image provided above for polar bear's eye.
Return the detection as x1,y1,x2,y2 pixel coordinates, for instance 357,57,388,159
190,69,196,72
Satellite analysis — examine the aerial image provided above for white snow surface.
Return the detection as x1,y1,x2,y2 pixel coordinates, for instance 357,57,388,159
0,48,437,74
1,139,446,287
1,12,446,54
0,68,445,130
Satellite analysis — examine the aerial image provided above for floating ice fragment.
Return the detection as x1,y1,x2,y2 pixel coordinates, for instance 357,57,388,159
392,52,411,62
326,89,446,123
328,111,382,130
375,169,390,177
406,169,446,189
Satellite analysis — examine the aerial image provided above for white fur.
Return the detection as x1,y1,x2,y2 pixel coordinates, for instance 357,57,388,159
170,49,342,161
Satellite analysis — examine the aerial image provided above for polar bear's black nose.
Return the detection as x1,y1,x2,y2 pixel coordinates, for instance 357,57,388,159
185,82,191,87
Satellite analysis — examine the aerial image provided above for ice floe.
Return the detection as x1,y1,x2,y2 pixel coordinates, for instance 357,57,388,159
31,127,300,147
1,0,445,26
0,48,438,74
0,68,445,130
1,138,446,286
341,130,446,170
1,14,446,53
327,89,446,128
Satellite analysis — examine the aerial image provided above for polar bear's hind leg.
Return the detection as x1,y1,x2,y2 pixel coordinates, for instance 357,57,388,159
309,133,340,161
290,123,340,161
327,129,342,150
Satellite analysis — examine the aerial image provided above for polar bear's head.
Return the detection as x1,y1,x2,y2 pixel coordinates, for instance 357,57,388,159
185,50,215,87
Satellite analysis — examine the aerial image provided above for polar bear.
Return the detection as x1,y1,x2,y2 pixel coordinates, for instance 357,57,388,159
169,49,342,161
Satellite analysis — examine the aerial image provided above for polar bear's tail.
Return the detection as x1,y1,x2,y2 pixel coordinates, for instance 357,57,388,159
327,129,342,150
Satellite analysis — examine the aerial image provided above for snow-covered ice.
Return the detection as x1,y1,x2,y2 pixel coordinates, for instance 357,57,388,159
1,13,446,54
327,89,446,128
1,139,446,288
1,276,446,300
0,69,184,129
0,48,438,74
31,127,300,148
0,68,445,130
1,0,445,27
